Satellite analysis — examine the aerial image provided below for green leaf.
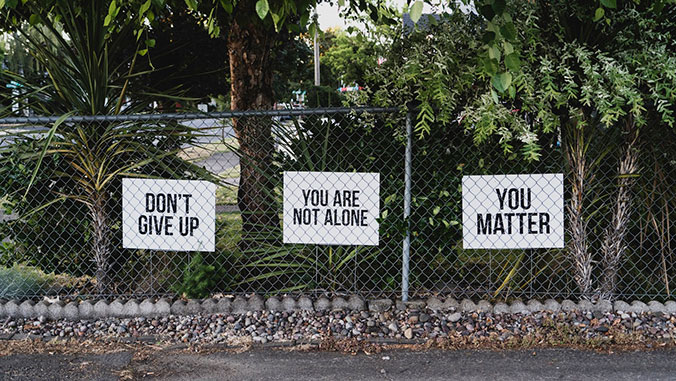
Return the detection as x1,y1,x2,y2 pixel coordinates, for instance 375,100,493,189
481,31,496,44
28,13,40,25
492,72,512,93
145,39,156,48
410,1,423,24
483,58,499,75
491,0,506,15
600,0,616,8
184,0,198,10
488,45,501,61
479,4,495,20
594,7,605,21
24,112,75,199
256,0,269,19
139,0,151,15
338,0,345,6
500,22,516,40
505,53,521,71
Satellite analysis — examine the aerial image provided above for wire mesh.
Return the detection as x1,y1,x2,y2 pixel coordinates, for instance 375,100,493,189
0,108,674,301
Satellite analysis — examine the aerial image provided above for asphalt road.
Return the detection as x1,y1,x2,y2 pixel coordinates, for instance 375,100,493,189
2,348,676,380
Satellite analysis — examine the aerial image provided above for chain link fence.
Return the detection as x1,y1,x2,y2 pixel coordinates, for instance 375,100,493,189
0,108,674,301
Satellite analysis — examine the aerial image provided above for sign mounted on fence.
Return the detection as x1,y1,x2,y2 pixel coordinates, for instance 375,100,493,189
283,171,380,246
462,173,564,249
122,178,216,252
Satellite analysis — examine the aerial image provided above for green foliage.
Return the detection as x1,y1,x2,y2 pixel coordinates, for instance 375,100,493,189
174,253,217,298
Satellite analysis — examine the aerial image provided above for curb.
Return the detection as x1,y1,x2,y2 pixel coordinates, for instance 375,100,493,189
1,296,675,321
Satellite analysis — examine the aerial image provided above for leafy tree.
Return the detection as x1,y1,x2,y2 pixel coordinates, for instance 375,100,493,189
0,0,218,294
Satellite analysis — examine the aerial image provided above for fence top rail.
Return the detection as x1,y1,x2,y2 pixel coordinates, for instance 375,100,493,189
0,107,401,124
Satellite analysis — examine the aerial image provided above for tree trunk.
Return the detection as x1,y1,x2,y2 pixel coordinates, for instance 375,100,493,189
564,123,594,299
599,117,639,299
228,8,280,249
90,192,113,294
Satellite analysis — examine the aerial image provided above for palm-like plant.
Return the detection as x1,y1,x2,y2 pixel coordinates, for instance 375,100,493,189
0,1,217,294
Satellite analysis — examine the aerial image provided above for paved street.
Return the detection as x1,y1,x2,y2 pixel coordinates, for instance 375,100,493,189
2,347,676,380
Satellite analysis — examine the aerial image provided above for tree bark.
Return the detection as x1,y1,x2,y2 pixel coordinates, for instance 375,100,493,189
228,8,280,248
90,191,113,295
564,122,594,299
599,116,639,299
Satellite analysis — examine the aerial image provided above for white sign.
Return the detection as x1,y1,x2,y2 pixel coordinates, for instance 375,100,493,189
283,171,380,246
122,178,216,252
462,174,564,249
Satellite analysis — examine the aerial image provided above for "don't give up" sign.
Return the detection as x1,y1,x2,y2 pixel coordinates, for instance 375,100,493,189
122,178,215,252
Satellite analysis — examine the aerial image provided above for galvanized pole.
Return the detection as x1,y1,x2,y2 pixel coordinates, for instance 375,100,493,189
314,28,320,86
402,112,412,302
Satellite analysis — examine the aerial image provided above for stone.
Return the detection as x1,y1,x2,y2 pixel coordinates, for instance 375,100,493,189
282,296,298,312
594,300,613,313
405,299,426,310
231,296,249,314
648,301,666,314
48,301,65,320
265,297,282,311
628,300,649,314
404,327,413,339
576,299,593,311
185,299,202,315
247,295,265,311
139,299,156,317
331,297,349,311
526,300,545,313
109,299,125,317
348,295,366,311
493,302,510,314
4,300,19,318
561,300,577,312
442,298,459,311
426,297,444,311
448,312,462,323
509,300,528,314
215,298,232,313
543,299,561,312
314,297,331,311
368,299,392,313
476,300,493,313
122,299,140,317
63,302,79,320
19,300,35,319
34,301,49,318
202,299,218,314
171,300,187,315
613,300,631,313
78,300,95,319
460,299,477,312
664,301,676,314
155,298,171,315
298,296,314,311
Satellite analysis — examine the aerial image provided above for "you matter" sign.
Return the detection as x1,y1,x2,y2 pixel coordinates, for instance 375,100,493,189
462,173,564,249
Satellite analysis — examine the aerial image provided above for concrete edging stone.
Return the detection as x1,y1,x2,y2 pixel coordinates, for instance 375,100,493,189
0,296,673,321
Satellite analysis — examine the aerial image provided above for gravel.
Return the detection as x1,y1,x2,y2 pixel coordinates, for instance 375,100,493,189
2,307,675,348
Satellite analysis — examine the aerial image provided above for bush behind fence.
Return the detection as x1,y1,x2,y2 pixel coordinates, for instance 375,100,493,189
0,107,674,301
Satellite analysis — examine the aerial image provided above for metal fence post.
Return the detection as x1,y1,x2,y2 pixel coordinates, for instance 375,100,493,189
402,112,412,302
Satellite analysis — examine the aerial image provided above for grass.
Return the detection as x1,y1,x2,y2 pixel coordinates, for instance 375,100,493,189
216,212,242,256
216,185,238,205
218,165,240,180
